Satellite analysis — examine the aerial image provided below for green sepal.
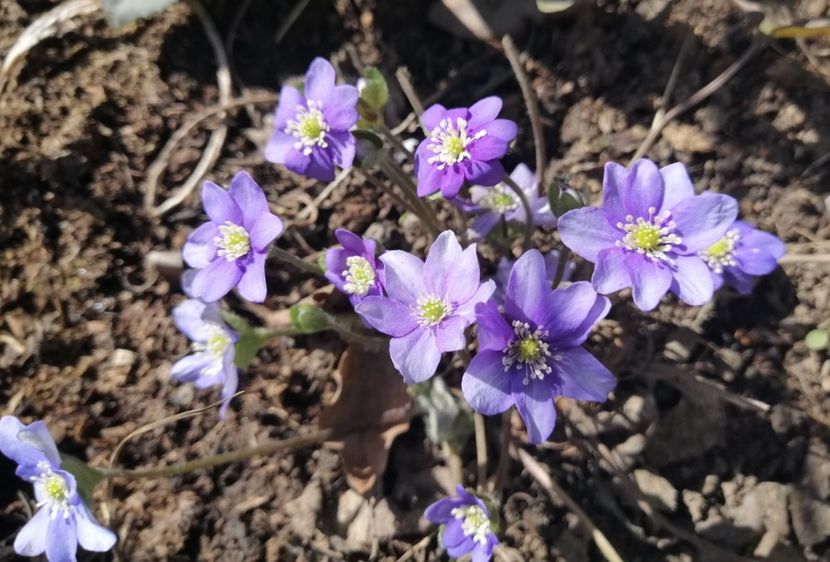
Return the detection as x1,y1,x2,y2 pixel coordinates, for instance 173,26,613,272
806,329,829,351
290,303,331,334
60,455,106,506
547,184,584,218
358,67,389,125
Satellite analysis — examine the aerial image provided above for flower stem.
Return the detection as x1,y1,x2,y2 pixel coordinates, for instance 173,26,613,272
269,246,324,276
501,174,534,251
375,152,443,237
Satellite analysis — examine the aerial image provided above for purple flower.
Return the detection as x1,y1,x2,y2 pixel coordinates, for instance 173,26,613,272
183,172,284,303
172,298,239,418
700,220,786,295
414,97,518,199
491,250,575,306
558,159,738,311
265,58,359,181
0,416,116,562
324,228,384,305
467,163,555,240
424,484,499,562
462,250,615,444
356,231,495,383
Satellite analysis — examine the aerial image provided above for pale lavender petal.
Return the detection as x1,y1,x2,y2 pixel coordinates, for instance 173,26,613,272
379,251,424,304
601,161,629,224
304,57,335,104
659,162,696,212
465,160,504,187
443,518,470,547
229,171,268,231
512,377,557,444
623,159,664,217
264,131,297,165
305,146,336,182
335,228,373,256
219,353,238,419
274,85,303,129
355,297,418,337
282,144,312,175
424,232,470,300
591,248,631,295
237,252,268,303
724,268,756,294
505,249,549,325
433,316,468,353
468,212,500,240
468,135,509,161
183,222,219,268
711,269,725,292
670,193,738,251
510,162,536,191
447,535,477,558
390,328,441,384
462,351,514,415
172,299,208,340
46,516,78,562
75,504,116,552
421,104,447,131
671,255,714,306
629,258,672,311
453,280,496,322
424,497,464,523
472,542,494,562
557,207,621,262
202,181,242,226
328,130,356,170
473,301,513,351
484,118,518,142
13,506,49,556
191,258,243,302
439,166,466,199
734,225,785,275
171,353,214,383
541,281,610,347
248,213,283,251
415,157,443,197
325,85,359,130
555,347,615,402
468,96,502,129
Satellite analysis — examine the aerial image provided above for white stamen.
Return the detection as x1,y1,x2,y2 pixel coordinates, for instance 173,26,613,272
426,117,487,170
285,100,330,156
502,321,554,385
699,228,741,274
451,504,492,546
615,206,682,265
412,294,453,327
215,221,251,261
341,256,376,296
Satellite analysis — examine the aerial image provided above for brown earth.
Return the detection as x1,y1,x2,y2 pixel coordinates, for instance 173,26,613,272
1,0,829,561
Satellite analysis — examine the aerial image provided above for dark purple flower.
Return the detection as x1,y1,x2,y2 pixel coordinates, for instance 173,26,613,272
172,298,239,418
183,172,284,303
265,58,359,181
424,484,499,562
0,416,116,562
700,220,785,295
324,228,384,305
491,250,575,306
462,250,615,444
467,163,555,240
558,159,738,311
414,97,518,199
356,231,495,383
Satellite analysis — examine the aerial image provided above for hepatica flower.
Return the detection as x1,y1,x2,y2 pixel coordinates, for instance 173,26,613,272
0,416,116,562
324,228,384,305
183,172,284,303
491,250,575,306
558,159,738,311
467,163,555,240
172,298,239,418
265,58,359,181
414,97,517,199
462,250,615,444
356,231,495,384
700,220,785,294
425,485,499,562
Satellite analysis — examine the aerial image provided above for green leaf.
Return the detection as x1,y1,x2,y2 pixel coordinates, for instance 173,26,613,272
805,329,829,351
548,184,584,218
60,455,105,506
220,310,250,334
233,328,270,369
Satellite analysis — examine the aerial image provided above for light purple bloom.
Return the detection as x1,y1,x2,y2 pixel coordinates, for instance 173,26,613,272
424,484,499,562
265,58,359,181
183,172,284,303
700,220,786,295
414,97,518,199
356,231,495,384
466,163,555,240
172,298,239,418
0,416,116,562
558,159,738,311
492,250,575,306
462,250,615,444
324,228,384,306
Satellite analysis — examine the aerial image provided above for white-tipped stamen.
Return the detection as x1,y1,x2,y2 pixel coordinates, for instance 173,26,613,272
341,256,376,296
615,206,682,265
412,294,452,327
426,117,486,170
451,504,492,546
502,321,554,385
285,100,330,156
699,228,740,274
215,222,251,261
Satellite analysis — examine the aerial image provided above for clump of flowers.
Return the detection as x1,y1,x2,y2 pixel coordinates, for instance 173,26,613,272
324,228,384,305
183,172,284,303
265,57,359,181
465,162,555,240
0,416,116,562
414,97,518,199
462,250,615,444
558,159,738,311
424,485,499,562
171,298,239,418
700,220,786,294
356,231,495,383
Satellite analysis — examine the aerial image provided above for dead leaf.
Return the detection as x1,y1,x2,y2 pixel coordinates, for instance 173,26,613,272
319,345,412,495
429,0,542,41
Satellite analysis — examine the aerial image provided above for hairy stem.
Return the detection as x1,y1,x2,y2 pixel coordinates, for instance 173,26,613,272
269,246,324,276
501,174,534,251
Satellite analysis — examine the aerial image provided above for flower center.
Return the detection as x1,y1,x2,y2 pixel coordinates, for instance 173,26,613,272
31,462,70,519
285,101,330,156
503,321,554,385
426,117,487,170
215,222,251,261
480,184,519,214
451,504,491,546
414,295,452,327
616,207,682,265
699,228,740,274
341,256,376,296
